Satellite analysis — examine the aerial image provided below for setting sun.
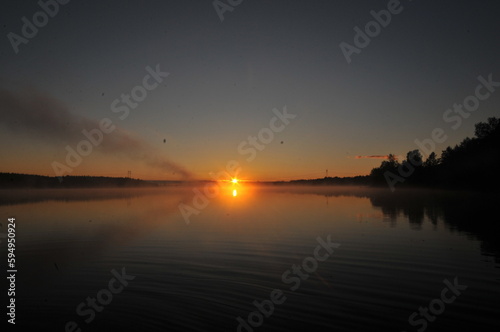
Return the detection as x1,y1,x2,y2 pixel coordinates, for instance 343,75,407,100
231,178,238,184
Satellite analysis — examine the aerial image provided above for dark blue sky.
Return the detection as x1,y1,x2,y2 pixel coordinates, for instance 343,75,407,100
1,0,499,180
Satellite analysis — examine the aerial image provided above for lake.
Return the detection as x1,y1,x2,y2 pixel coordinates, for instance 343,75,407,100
1,185,499,331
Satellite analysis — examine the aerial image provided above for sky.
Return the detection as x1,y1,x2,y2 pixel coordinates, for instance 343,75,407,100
1,0,499,181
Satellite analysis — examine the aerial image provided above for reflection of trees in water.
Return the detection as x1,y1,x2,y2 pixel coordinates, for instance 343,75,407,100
369,191,431,227
310,187,499,264
367,189,500,263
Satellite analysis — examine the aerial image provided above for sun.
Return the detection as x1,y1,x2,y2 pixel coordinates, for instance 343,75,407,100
231,178,238,184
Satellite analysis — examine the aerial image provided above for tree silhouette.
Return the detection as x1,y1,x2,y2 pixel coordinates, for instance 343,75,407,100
369,117,500,191
406,150,423,166
369,154,399,185
475,117,500,139
423,152,438,168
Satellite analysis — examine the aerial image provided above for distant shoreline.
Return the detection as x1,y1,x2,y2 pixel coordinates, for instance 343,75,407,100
0,172,159,189
0,172,372,189
1,172,494,193
1,164,498,194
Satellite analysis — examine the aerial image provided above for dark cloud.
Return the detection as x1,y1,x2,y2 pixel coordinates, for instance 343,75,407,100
0,88,191,178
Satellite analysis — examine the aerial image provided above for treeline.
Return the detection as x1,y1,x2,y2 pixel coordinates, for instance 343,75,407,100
369,117,500,191
289,175,369,186
0,173,157,188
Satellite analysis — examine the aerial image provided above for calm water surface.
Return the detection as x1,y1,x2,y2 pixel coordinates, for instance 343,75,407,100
1,185,499,331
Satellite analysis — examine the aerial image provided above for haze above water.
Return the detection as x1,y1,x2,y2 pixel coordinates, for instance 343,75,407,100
1,186,499,331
